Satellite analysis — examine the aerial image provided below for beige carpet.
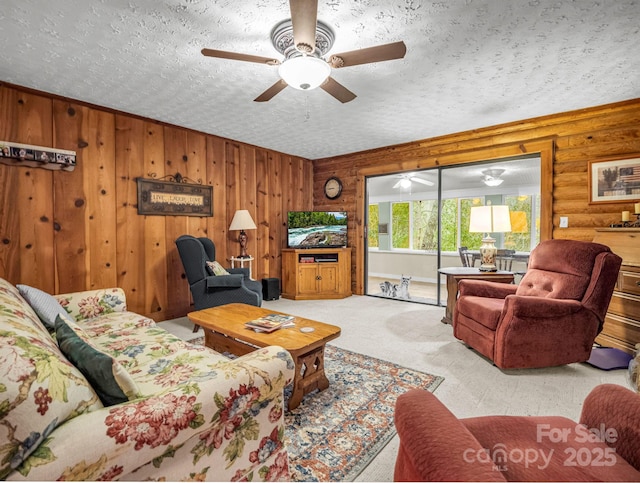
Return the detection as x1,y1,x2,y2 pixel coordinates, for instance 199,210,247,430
160,295,628,482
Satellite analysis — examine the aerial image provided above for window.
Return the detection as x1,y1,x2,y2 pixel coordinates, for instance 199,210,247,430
391,202,410,249
368,204,379,248
459,197,484,249
410,199,459,251
504,195,533,251
440,199,459,251
412,200,437,250
381,195,539,252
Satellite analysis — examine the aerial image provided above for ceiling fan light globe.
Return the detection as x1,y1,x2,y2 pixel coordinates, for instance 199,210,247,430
399,178,412,189
278,56,331,90
482,168,506,178
484,177,504,187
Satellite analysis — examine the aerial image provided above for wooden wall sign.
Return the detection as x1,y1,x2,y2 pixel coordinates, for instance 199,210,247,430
0,140,76,171
136,175,213,217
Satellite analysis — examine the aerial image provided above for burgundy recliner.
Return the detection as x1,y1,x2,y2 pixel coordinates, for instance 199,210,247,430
394,384,640,481
453,239,622,369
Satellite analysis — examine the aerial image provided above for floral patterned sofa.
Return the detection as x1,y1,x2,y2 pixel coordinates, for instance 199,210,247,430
0,277,294,481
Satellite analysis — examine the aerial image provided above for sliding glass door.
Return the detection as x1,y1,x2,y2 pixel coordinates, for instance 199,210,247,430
366,170,441,304
365,155,541,306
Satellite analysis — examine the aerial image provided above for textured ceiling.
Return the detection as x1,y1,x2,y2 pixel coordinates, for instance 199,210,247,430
1,0,639,160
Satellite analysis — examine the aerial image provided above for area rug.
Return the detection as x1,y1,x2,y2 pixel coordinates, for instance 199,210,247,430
190,338,444,481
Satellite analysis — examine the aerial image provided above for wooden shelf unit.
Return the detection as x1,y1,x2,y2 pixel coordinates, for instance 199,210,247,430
281,248,352,300
593,228,640,354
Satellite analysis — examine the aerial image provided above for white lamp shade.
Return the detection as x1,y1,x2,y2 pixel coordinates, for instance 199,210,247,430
469,205,511,233
229,210,257,231
278,56,331,90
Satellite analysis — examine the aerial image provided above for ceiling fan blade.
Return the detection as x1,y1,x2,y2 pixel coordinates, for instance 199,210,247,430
254,80,288,102
201,48,280,65
392,180,402,189
290,0,318,53
320,77,357,103
410,177,434,187
329,41,407,68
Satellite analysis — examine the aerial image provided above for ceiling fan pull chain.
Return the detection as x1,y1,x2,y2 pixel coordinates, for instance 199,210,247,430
305,95,310,122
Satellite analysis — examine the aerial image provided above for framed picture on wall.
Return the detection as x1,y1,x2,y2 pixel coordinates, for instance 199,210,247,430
588,156,640,204
136,177,213,216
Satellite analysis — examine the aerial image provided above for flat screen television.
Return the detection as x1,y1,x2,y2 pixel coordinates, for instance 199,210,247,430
287,211,348,248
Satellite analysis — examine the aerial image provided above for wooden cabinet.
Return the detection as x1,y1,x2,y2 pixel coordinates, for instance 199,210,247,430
593,229,640,354
281,248,351,300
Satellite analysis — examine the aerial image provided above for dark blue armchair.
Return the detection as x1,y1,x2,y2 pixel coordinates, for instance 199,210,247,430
175,235,263,331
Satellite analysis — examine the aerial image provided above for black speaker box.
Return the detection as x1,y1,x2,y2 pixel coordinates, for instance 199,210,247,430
262,278,280,300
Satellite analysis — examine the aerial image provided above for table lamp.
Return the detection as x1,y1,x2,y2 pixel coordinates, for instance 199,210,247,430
469,204,512,272
229,209,257,258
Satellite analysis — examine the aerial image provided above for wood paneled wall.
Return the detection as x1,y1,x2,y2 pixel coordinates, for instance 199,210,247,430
0,84,313,320
313,99,640,294
2,82,638,311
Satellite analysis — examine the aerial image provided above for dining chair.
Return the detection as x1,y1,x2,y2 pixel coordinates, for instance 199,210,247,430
495,249,515,271
458,247,474,267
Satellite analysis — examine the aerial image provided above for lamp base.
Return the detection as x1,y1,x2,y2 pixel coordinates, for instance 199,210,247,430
237,230,249,259
478,234,498,272
478,265,498,272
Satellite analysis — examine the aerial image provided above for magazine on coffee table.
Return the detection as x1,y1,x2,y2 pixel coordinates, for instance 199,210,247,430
245,313,296,333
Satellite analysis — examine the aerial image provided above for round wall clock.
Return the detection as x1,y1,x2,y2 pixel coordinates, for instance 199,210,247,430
324,176,343,200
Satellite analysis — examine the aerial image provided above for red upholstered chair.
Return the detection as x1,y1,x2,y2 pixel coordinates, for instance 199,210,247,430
453,239,622,369
394,384,640,482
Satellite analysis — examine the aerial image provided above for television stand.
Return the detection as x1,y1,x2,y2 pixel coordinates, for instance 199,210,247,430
281,248,351,300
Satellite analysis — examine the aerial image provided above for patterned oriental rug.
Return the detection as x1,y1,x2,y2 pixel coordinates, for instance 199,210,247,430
192,339,444,481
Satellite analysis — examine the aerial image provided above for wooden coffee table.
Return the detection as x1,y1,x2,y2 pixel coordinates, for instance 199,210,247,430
188,303,341,410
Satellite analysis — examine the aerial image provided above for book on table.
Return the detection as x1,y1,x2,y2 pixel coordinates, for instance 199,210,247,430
245,313,296,333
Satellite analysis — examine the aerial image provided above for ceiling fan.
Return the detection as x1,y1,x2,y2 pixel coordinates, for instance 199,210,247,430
201,0,406,103
393,173,434,189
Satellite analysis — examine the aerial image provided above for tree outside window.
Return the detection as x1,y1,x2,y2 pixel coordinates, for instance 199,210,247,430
460,197,484,249
504,195,533,251
440,199,458,251
410,199,459,251
383,195,537,252
392,202,410,248
412,200,437,250
368,204,379,248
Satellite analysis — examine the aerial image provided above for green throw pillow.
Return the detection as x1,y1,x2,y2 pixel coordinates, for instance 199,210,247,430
55,315,141,406
206,260,230,276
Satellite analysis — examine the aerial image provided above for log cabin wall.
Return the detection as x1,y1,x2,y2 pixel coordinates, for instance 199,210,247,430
0,83,313,320
312,98,640,294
